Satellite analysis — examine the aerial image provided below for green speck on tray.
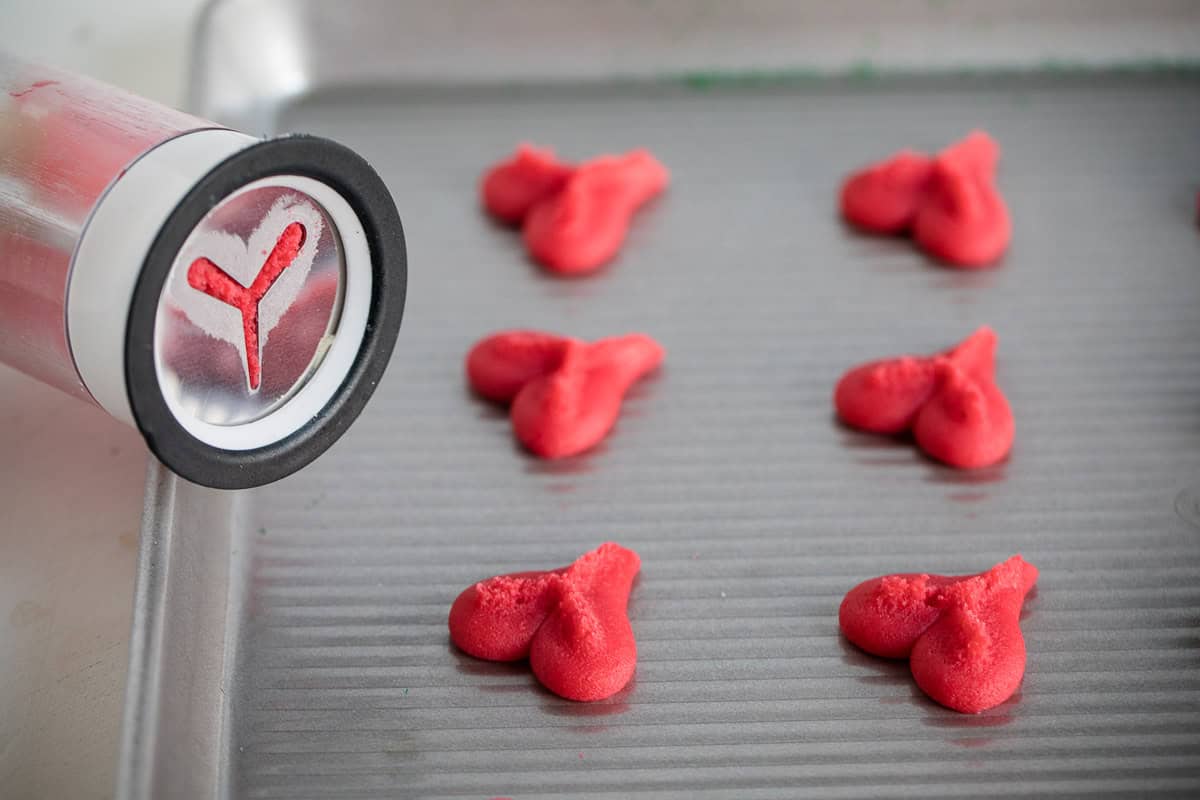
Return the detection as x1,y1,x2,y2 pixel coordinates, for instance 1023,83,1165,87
678,67,824,90
848,60,878,81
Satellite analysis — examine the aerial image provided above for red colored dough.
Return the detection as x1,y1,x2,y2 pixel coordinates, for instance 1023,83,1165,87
833,356,936,435
839,555,1038,713
834,326,1014,469
840,131,1010,267
523,150,669,274
913,361,1013,469
839,150,933,235
449,542,641,702
480,145,668,275
913,137,1010,267
162,271,338,396
480,144,574,225
186,222,306,390
467,330,664,459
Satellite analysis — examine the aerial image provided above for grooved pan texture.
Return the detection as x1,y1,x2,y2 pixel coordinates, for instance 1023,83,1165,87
233,76,1200,798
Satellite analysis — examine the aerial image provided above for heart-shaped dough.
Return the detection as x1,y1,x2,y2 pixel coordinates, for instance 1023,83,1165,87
834,326,1013,469
839,555,1038,713
480,145,668,275
449,543,641,702
840,130,1009,267
466,330,664,459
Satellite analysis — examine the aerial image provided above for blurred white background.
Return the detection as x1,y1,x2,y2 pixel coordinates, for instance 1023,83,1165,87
0,0,206,103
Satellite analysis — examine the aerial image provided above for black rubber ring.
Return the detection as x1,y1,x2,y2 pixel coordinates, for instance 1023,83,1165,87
125,134,407,490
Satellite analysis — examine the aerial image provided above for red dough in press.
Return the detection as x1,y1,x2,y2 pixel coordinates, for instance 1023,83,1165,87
480,145,668,275
449,543,641,701
839,555,1038,713
840,131,1010,267
162,271,338,396
186,222,306,390
467,330,664,459
834,326,1013,469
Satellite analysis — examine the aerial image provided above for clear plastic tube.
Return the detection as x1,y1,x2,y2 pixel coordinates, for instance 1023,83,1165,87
0,55,407,488
0,53,211,399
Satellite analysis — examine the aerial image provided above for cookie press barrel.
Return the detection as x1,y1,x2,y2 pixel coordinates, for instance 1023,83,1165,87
0,54,407,488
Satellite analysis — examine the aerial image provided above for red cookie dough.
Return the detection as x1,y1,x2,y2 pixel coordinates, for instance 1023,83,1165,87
839,555,1038,714
841,131,1010,267
840,150,933,235
480,145,668,275
834,326,1013,469
162,271,337,397
467,330,664,458
449,542,641,702
524,150,669,274
480,144,574,225
186,222,306,390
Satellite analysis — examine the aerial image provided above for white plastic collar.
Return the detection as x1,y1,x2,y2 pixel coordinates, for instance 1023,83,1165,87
66,128,255,426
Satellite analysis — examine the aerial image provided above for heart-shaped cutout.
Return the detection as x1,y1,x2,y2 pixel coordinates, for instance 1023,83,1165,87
834,326,1014,469
839,555,1038,713
449,543,641,701
167,195,324,392
466,330,664,458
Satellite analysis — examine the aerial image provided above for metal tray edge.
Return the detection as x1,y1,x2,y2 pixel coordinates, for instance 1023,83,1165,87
116,463,251,800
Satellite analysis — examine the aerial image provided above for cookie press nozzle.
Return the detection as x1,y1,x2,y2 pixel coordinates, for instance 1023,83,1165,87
0,54,407,488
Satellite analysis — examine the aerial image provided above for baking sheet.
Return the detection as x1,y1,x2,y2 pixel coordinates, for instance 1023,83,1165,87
220,74,1200,798
115,2,1200,798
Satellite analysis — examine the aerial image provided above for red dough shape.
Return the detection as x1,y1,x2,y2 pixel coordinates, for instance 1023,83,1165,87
913,134,1010,267
839,150,933,235
481,145,668,275
449,543,641,701
186,222,306,390
834,326,1013,469
841,131,1010,267
161,271,338,397
524,150,669,274
839,555,1038,713
467,330,664,459
480,144,574,225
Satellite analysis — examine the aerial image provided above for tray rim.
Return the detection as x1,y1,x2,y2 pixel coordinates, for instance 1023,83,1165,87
117,2,1200,797
188,0,1200,131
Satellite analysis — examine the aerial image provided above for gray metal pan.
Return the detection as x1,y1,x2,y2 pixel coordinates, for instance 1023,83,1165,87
118,2,1200,797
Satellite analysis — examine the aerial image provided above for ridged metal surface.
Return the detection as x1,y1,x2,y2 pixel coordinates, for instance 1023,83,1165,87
233,76,1200,798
